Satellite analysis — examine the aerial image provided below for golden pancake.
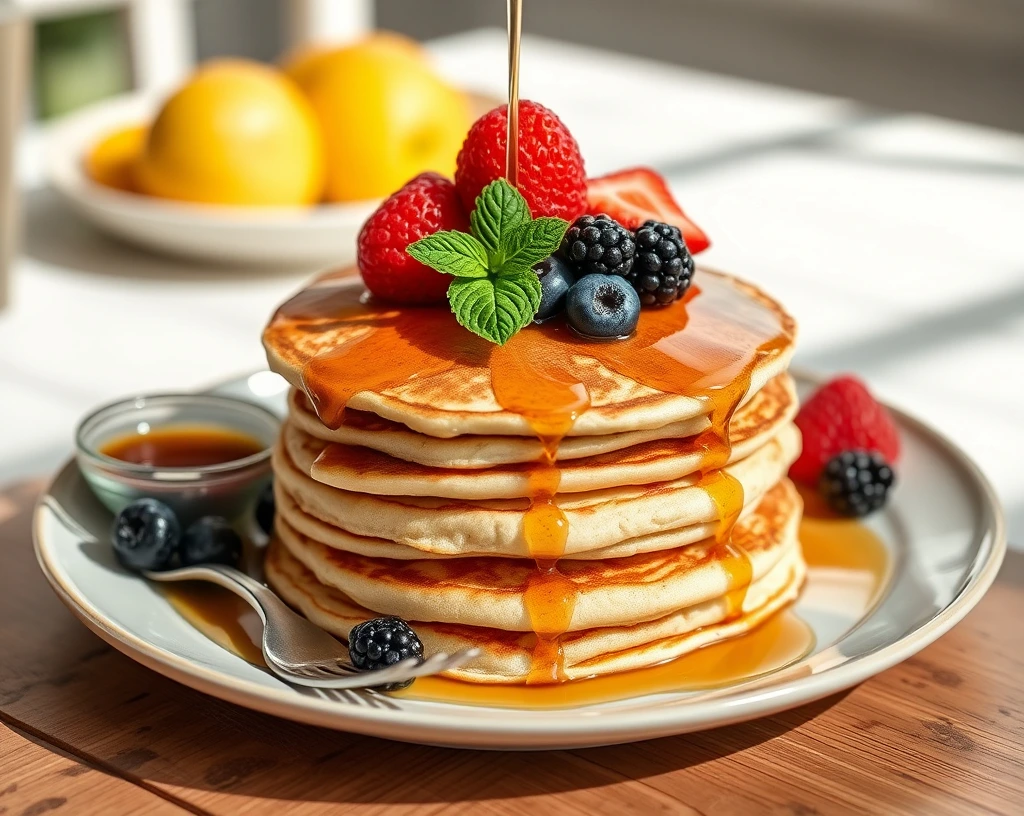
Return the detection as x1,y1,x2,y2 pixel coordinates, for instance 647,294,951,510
265,481,806,683
263,268,797,438
287,388,710,468
273,421,800,557
287,374,796,498
274,476,760,561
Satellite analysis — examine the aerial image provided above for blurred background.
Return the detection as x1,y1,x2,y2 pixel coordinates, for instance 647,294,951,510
21,0,1024,129
1,0,1023,546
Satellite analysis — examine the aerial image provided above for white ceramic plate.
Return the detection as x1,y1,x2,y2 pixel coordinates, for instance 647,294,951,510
45,93,380,267
33,371,1005,749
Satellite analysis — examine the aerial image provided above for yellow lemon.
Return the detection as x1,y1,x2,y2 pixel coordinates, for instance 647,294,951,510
85,124,147,192
295,42,470,202
135,59,325,206
283,31,425,90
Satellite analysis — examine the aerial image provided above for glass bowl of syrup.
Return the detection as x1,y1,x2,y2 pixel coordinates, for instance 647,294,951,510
76,394,279,524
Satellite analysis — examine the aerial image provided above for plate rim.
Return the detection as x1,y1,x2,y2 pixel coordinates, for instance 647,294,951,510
31,372,1007,749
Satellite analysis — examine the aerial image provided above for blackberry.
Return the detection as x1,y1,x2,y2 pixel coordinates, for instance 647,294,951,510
560,214,635,277
819,450,896,517
630,220,695,306
348,616,424,691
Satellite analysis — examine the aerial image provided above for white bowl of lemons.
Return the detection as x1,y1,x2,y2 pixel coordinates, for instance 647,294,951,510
46,34,480,267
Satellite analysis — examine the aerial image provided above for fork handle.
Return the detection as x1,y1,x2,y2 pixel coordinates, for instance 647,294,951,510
145,564,291,628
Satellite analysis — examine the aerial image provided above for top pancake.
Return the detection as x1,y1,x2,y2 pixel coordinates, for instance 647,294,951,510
263,267,797,438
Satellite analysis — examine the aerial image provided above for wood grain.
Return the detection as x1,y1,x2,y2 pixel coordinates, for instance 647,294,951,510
0,722,185,815
1,481,1020,815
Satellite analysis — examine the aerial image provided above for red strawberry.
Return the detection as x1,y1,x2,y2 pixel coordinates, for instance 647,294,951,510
586,168,710,254
455,101,586,220
357,173,469,304
791,376,901,484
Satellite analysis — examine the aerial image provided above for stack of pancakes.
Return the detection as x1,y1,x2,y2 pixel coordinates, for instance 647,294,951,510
262,267,803,684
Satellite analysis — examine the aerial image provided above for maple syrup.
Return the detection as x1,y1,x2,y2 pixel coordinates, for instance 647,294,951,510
401,609,815,709
100,425,265,468
163,582,266,666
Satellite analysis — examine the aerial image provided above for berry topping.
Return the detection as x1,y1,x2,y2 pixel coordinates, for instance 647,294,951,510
455,101,586,220
585,168,710,254
255,481,275,536
630,220,695,306
566,274,641,339
358,172,470,304
560,214,636,277
819,450,896,517
791,376,901,484
348,616,425,691
533,255,575,321
111,498,180,572
180,516,243,568
407,179,567,345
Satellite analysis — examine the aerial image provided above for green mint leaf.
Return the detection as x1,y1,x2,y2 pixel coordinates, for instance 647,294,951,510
407,231,489,278
496,217,569,276
469,179,531,255
448,271,542,345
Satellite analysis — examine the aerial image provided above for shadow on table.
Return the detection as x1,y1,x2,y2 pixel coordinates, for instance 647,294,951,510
21,187,323,282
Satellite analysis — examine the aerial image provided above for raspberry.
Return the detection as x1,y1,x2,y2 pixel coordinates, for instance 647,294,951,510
357,173,469,304
791,376,901,484
455,101,586,220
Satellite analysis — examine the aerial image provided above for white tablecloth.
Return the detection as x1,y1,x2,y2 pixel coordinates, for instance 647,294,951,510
3,29,1022,546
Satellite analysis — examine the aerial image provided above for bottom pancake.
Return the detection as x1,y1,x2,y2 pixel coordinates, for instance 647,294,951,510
265,479,806,683
266,537,805,684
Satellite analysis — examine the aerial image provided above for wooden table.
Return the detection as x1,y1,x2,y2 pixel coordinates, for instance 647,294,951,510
1,480,1020,815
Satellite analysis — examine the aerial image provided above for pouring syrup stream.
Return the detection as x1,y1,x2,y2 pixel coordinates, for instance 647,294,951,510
505,0,522,188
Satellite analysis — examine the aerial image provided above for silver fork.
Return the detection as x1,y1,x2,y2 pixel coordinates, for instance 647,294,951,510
145,564,479,690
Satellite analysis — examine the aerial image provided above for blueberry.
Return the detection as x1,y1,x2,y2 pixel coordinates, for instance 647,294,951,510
111,498,180,572
255,480,275,535
565,274,641,338
533,256,575,321
180,516,242,568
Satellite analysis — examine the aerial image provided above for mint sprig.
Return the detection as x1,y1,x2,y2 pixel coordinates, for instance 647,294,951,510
407,179,568,345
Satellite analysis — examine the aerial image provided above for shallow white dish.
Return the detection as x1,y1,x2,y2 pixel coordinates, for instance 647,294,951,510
45,93,378,267
33,371,1005,749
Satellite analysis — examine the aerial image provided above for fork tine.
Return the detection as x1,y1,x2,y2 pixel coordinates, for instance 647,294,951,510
278,660,358,677
274,648,478,690
287,665,334,678
402,648,480,679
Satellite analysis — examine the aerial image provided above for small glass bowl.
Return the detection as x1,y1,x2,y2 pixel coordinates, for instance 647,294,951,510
76,393,279,525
